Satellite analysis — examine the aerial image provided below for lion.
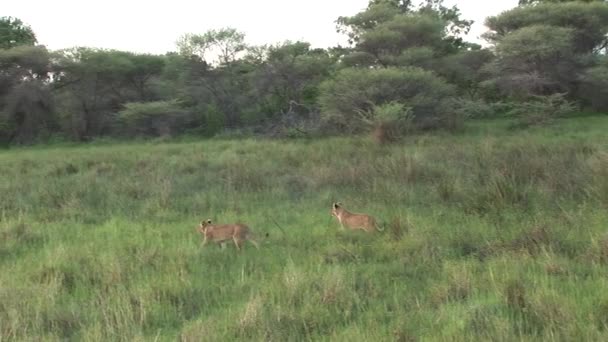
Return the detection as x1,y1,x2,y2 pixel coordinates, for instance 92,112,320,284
197,219,261,250
331,202,384,233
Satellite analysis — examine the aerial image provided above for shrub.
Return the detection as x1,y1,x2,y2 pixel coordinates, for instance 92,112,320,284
0,111,12,145
363,102,414,143
484,25,578,98
579,58,608,111
507,93,578,127
319,67,456,133
117,100,196,137
445,98,496,120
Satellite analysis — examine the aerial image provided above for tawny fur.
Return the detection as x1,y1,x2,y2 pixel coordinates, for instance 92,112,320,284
197,219,259,250
331,202,382,233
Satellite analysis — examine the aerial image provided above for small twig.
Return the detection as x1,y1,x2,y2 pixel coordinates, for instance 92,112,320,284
265,214,287,238
354,108,375,126
338,245,359,261
294,127,309,135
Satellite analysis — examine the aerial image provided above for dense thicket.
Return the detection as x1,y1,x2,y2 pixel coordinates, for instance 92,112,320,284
1,0,607,144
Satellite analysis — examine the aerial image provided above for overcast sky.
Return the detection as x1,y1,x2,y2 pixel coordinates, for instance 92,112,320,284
5,0,519,54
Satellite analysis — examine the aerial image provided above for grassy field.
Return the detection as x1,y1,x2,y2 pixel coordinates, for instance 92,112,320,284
1,117,608,341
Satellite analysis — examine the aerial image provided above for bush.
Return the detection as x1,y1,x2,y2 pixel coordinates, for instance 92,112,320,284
445,98,495,120
579,58,608,112
485,25,578,98
0,81,55,144
319,67,456,133
485,2,608,54
367,102,414,143
117,100,196,137
507,93,578,127
0,111,12,145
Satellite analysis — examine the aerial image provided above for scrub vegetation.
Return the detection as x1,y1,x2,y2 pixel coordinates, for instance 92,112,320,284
2,116,608,340
2,0,608,340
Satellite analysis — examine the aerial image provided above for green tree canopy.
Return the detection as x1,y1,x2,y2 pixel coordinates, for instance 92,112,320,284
319,67,455,132
519,0,605,5
484,25,579,97
177,28,247,66
336,0,474,68
485,2,608,53
252,41,335,117
0,45,53,144
0,17,37,49
52,48,166,140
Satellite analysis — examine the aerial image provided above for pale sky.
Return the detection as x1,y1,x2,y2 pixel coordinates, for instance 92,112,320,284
5,0,518,54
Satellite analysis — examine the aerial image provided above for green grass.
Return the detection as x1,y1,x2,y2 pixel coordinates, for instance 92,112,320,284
1,116,608,341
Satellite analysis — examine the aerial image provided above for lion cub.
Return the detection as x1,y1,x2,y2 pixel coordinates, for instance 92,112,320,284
331,202,383,233
197,219,260,250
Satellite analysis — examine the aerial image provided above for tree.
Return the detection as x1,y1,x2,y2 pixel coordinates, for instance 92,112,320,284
484,25,580,97
355,14,448,67
485,2,608,53
117,100,194,137
519,0,605,5
0,17,37,49
337,0,473,56
251,42,335,119
1,81,54,144
174,28,256,130
52,48,165,140
578,57,608,110
483,2,608,99
177,28,246,66
435,49,494,98
0,45,53,144
319,67,455,133
124,54,165,101
173,51,252,130
0,16,49,143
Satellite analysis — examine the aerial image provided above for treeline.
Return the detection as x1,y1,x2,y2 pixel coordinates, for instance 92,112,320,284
1,0,608,145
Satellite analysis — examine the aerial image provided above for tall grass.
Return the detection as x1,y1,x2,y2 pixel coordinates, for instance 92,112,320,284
1,117,608,340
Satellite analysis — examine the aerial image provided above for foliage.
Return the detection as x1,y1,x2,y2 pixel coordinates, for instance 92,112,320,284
175,57,257,128
578,57,608,111
0,81,55,144
319,67,455,132
371,101,414,124
507,93,579,126
52,48,166,140
443,98,499,120
337,1,474,68
484,25,579,97
483,2,608,100
2,0,608,145
519,0,606,6
0,16,37,49
485,2,608,53
251,41,335,119
434,49,494,98
177,28,247,65
117,100,195,137
356,14,447,66
0,45,53,144
337,0,472,51
367,102,415,143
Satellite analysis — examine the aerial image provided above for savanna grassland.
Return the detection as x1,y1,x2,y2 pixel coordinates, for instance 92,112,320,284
2,117,608,341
